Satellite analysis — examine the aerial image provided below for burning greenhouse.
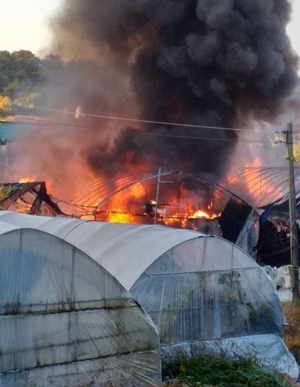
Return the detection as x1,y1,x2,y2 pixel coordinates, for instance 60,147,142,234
3,0,299,215
46,171,257,257
0,0,300,385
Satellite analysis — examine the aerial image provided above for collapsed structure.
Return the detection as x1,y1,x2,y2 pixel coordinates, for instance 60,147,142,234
0,221,161,386
0,212,298,380
0,181,63,216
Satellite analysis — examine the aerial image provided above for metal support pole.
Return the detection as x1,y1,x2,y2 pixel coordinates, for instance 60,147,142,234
154,167,161,225
285,123,300,300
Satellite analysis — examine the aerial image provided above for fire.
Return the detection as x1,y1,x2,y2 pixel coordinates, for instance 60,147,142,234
107,213,131,224
106,182,145,214
90,175,224,230
191,210,221,219
163,207,221,230
18,177,35,183
164,215,188,229
191,210,210,219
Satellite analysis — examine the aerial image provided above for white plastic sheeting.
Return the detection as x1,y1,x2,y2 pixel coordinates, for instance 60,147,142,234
131,244,282,343
235,210,259,258
0,212,202,289
0,224,161,386
264,265,300,303
0,212,298,380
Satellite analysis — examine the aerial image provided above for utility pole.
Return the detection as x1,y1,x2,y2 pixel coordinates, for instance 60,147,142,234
285,123,300,300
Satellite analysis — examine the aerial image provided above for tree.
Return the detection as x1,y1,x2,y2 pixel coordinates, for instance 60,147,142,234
0,51,14,92
11,50,41,84
0,50,41,98
0,95,11,117
293,141,300,165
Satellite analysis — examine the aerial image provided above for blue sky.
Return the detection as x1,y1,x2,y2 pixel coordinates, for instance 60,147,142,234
1,0,300,58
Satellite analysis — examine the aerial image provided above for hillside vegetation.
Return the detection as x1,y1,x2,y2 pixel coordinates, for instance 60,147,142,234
0,50,82,117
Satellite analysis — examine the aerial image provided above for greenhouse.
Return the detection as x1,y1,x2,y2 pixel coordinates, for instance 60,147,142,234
0,212,298,380
0,221,161,387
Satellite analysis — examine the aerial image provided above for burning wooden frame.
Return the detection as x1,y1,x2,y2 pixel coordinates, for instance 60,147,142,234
0,181,64,216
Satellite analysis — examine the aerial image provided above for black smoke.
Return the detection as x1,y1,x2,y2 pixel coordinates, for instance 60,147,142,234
52,0,299,179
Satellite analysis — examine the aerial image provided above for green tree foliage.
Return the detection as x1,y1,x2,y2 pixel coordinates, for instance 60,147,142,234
0,50,41,98
0,50,100,113
0,51,13,92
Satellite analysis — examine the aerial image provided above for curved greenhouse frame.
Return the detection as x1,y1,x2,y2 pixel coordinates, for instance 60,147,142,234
0,221,161,387
0,212,298,379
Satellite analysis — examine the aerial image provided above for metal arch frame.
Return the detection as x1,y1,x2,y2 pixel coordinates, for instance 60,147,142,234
226,167,300,207
64,167,300,211
88,171,253,211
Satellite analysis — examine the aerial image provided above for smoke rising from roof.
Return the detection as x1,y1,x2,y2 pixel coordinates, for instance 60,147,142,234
51,0,299,179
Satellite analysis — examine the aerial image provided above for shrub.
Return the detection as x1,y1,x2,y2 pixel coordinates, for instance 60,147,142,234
164,355,292,386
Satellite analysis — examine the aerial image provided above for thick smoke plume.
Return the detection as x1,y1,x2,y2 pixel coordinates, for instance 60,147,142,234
51,0,298,180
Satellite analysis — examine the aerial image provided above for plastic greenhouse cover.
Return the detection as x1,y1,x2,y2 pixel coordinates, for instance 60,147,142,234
0,212,256,288
131,266,283,344
129,238,298,379
0,213,203,288
0,213,298,379
0,226,161,386
235,210,259,258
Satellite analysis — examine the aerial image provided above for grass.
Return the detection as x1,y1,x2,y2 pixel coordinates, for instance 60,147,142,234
283,301,300,364
163,355,294,386
161,302,300,386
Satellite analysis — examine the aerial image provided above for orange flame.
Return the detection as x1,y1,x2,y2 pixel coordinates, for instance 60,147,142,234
107,182,145,213
191,210,210,219
18,177,35,183
108,213,131,223
191,210,221,219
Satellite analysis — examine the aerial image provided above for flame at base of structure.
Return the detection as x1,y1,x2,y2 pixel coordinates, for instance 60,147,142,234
107,212,132,224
